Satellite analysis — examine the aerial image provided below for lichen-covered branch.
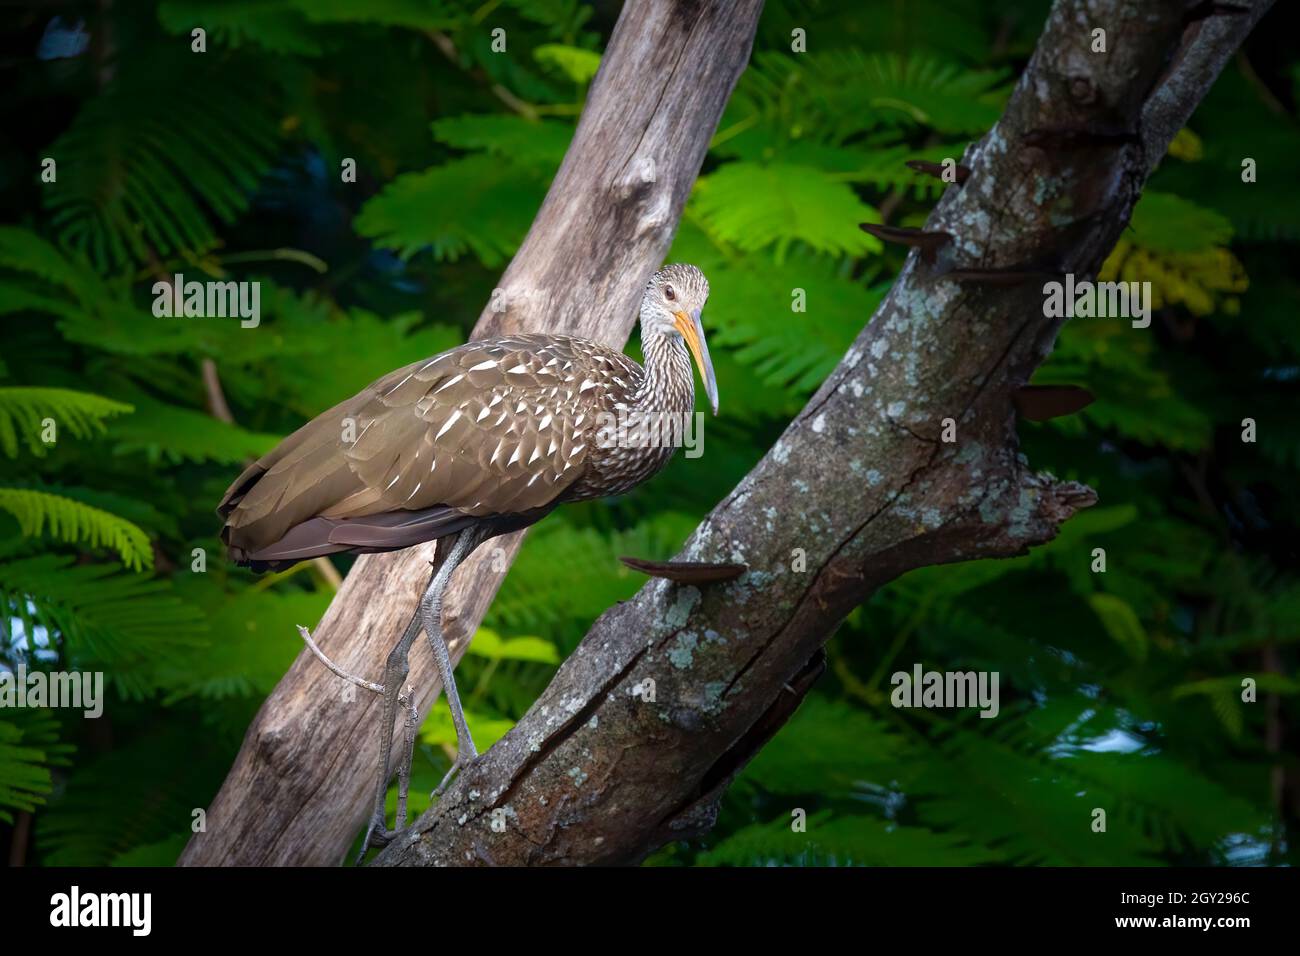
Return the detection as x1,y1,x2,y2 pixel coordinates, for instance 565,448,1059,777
375,0,1273,866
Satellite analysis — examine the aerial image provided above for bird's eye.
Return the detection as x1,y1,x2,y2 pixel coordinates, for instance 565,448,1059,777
664,285,676,302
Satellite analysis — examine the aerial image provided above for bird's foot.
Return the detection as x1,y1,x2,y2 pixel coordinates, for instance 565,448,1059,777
355,813,400,864
433,739,480,798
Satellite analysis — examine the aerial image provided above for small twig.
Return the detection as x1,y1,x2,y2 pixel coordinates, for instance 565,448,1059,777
312,558,343,590
875,189,905,224
296,625,384,693
201,358,235,424
8,810,31,867
214,248,329,274
426,30,539,120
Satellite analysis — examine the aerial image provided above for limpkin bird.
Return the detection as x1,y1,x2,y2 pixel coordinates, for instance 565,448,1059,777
217,263,716,857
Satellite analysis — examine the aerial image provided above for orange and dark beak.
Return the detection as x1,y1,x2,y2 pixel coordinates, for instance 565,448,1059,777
674,308,719,415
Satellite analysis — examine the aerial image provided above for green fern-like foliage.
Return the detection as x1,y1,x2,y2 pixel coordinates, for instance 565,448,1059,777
0,227,143,348
485,512,698,653
0,489,153,571
691,162,882,258
106,393,280,466
42,49,282,271
356,108,577,267
293,0,460,31
0,224,243,359
34,726,224,866
355,156,548,266
0,708,71,825
1034,319,1213,450
1151,70,1300,242
0,388,132,458
1099,192,1247,317
700,811,995,866
0,718,54,824
670,236,887,393
716,50,1006,162
533,43,601,84
430,114,573,171
153,584,327,701
160,1,326,55
0,226,107,302
0,556,206,694
801,51,1008,134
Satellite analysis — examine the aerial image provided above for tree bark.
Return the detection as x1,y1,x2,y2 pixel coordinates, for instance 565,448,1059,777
179,0,765,867
372,0,1274,867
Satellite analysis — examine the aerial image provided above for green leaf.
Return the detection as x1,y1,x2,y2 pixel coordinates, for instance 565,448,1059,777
533,44,601,84
110,835,189,867
0,489,153,571
156,585,328,700
0,717,55,823
1087,593,1148,662
36,727,225,866
486,513,698,653
108,393,281,466
268,308,464,417
691,162,881,258
355,156,546,266
467,627,561,664
718,51,1007,157
1126,192,1234,254
294,0,460,30
1173,674,1300,699
1036,320,1214,449
700,811,994,866
0,555,207,692
0,388,133,459
420,705,516,752
432,114,573,171
0,227,104,299
159,0,328,55
1150,69,1300,241
739,696,912,794
41,50,282,270
666,235,885,394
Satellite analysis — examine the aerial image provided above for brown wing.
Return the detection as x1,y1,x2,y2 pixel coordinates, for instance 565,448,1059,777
219,334,641,565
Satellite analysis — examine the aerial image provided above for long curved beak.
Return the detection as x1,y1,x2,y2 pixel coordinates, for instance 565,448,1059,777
674,308,719,415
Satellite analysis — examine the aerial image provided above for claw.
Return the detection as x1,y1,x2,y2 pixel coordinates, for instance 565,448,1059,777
433,744,480,798
355,814,399,864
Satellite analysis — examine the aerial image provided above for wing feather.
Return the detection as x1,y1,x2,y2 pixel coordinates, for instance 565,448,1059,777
220,333,638,563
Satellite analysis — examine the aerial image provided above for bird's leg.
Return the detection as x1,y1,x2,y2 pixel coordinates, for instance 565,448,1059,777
301,529,483,861
393,683,418,834
296,621,420,855
355,607,424,863
420,528,483,797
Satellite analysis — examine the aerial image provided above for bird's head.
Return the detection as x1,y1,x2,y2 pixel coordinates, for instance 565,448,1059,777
639,262,718,415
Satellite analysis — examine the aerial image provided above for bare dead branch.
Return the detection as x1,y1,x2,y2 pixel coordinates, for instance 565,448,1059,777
179,0,765,867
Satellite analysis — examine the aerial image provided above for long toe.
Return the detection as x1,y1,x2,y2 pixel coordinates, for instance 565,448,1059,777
355,816,400,864
433,762,459,798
